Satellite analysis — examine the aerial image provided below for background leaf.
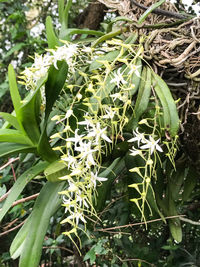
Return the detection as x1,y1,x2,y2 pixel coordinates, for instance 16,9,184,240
0,161,49,222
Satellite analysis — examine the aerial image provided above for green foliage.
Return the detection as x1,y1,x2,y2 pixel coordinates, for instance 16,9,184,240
0,1,199,266
0,0,46,110
138,0,166,24
18,181,65,267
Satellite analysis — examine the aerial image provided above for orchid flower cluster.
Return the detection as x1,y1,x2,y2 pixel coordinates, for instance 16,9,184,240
19,41,78,90
50,40,142,233
127,114,178,220
53,117,113,232
127,124,163,219
19,39,176,235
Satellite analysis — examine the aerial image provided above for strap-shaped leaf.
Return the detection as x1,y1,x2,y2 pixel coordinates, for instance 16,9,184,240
44,160,69,182
0,112,21,130
63,0,72,28
58,0,64,24
46,16,59,49
96,157,125,212
89,73,116,113
89,50,120,71
0,143,36,158
138,0,165,24
5,43,26,58
182,166,197,202
8,64,22,114
59,28,104,40
0,161,49,222
18,74,48,144
0,129,33,145
37,129,59,162
10,214,32,259
44,60,68,121
1,110,17,129
19,181,66,267
107,16,133,33
37,61,68,162
152,71,179,137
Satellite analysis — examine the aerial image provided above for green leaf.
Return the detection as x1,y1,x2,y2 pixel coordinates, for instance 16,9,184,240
59,28,104,40
0,112,21,130
138,0,165,24
96,157,125,212
152,72,179,137
162,245,179,251
0,129,33,145
58,0,64,24
89,73,116,113
44,160,69,182
8,64,22,114
169,167,185,201
89,50,120,71
4,43,25,58
83,248,96,264
107,16,133,33
57,0,73,37
19,181,66,267
91,28,125,48
167,195,182,243
0,143,36,158
0,161,49,222
10,214,32,259
37,130,59,162
37,61,68,162
18,74,48,144
133,66,152,126
182,166,197,202
46,16,59,49
44,61,68,121
146,183,166,222
63,0,72,28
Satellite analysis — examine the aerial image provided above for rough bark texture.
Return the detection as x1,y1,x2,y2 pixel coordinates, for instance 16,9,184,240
75,1,106,30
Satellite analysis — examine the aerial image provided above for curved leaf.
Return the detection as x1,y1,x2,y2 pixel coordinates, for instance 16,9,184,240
44,61,68,121
0,161,49,222
0,112,21,130
0,143,36,158
0,129,33,145
63,0,72,28
37,130,59,162
37,61,68,162
59,28,104,40
44,160,69,182
46,16,59,49
19,181,66,267
18,74,48,144
96,157,125,212
8,64,22,114
10,214,32,259
138,0,165,24
58,0,64,24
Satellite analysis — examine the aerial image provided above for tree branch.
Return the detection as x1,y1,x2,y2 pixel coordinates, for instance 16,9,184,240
11,193,39,207
0,189,11,202
0,220,25,237
96,215,186,232
130,0,191,20
0,193,39,210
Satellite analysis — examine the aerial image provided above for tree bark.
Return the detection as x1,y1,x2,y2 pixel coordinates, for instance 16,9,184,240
76,0,106,30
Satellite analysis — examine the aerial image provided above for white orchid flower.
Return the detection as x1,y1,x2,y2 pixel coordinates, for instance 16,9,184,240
140,136,163,154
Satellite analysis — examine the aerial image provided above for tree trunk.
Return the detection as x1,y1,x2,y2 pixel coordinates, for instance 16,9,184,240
76,1,106,30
